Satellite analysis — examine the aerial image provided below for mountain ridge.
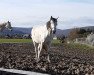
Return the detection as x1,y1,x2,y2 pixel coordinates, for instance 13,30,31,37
0,26,94,37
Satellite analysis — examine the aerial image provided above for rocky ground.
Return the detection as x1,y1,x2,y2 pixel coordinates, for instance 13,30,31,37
0,43,94,75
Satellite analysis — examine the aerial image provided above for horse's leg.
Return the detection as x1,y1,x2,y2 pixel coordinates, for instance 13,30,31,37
37,42,43,61
33,41,38,60
47,43,51,62
47,45,50,62
44,44,50,62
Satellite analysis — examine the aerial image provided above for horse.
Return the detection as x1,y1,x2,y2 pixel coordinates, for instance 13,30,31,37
0,21,12,31
31,16,58,62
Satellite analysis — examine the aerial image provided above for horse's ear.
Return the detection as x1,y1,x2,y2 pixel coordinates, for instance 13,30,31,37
57,17,59,19
50,16,53,20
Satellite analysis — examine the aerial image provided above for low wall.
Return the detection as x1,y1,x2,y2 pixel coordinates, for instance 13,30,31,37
0,68,49,75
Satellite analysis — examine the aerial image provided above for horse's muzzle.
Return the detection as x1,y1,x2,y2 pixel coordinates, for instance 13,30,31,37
53,30,56,34
9,29,13,31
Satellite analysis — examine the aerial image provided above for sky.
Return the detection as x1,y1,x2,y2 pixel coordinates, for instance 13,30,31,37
0,0,94,29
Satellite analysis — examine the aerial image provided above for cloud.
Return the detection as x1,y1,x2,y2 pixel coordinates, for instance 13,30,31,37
60,17,94,29
0,0,94,29
63,0,94,4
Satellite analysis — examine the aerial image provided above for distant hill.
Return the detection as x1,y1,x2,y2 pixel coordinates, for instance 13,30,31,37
56,29,71,37
0,26,94,37
81,26,94,30
13,27,32,34
0,27,31,35
56,26,94,37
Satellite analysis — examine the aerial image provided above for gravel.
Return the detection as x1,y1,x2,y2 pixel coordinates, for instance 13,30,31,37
0,43,94,75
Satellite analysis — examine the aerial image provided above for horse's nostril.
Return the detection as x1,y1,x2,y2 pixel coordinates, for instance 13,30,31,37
53,30,56,34
10,29,12,31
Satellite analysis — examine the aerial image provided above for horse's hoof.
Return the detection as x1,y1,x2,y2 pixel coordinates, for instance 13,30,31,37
35,58,40,63
48,59,51,63
34,58,37,60
37,60,39,62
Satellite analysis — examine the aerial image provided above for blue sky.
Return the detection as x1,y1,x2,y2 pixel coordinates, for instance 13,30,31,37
0,0,94,29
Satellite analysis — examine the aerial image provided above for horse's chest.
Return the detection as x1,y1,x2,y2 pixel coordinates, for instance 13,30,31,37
32,26,53,43
36,33,52,43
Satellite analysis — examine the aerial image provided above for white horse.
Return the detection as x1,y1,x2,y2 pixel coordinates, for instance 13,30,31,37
0,21,12,31
31,16,58,62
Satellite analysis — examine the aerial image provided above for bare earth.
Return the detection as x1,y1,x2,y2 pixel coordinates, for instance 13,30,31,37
0,43,94,75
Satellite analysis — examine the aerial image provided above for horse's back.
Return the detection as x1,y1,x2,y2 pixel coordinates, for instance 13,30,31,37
32,25,45,36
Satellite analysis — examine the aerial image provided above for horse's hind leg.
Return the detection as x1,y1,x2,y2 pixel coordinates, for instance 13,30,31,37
44,44,50,62
47,46,50,62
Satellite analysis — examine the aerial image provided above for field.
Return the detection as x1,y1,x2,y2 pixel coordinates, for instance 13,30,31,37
0,39,94,75
0,39,32,43
0,39,61,44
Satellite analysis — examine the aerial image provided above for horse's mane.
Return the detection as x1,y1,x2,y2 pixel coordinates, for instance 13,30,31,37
0,22,7,26
46,21,51,29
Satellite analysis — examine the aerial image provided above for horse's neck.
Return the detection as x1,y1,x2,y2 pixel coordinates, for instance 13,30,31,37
46,23,53,35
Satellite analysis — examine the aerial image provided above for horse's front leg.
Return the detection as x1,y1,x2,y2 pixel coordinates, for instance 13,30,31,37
37,42,43,61
35,46,38,61
35,46,39,62
33,42,38,61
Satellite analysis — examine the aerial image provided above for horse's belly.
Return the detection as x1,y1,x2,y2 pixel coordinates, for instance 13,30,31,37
32,33,46,43
32,27,52,43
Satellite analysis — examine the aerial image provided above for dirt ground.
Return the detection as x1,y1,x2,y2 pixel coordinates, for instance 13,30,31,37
0,43,94,75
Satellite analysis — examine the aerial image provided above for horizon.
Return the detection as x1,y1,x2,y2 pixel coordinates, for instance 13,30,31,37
0,0,94,29
13,25,94,30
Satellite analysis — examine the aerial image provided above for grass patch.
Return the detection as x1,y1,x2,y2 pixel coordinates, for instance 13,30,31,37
0,39,61,45
52,39,62,46
52,39,60,44
67,42,94,50
0,39,32,43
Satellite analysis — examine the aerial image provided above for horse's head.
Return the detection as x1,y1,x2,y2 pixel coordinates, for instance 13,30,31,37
6,21,12,31
47,16,58,34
